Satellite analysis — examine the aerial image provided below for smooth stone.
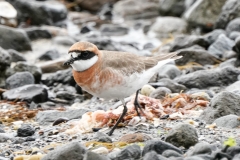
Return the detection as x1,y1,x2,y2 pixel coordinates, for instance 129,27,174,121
53,36,76,46
142,139,183,156
36,108,90,125
0,25,31,51
186,142,212,156
233,154,240,160
208,34,234,58
183,0,226,29
143,151,163,160
114,144,141,160
219,58,236,68
225,80,240,92
52,117,69,126
150,78,187,93
165,123,198,149
227,146,240,157
17,124,35,137
162,149,183,158
148,17,187,39
149,87,172,99
226,18,240,35
184,155,213,160
214,114,240,128
56,91,83,101
200,91,240,123
169,35,209,52
41,142,86,160
0,47,11,71
0,133,14,142
84,151,109,160
175,67,240,89
2,84,48,103
229,31,240,40
7,49,26,62
215,0,240,29
6,71,35,89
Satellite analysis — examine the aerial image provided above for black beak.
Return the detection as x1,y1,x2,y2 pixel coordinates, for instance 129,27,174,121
63,58,74,66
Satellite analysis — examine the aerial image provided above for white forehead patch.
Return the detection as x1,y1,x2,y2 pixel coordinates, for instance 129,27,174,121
71,55,98,72
71,52,78,58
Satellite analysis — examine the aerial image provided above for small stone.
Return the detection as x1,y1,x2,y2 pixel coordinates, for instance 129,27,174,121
17,124,35,137
158,64,181,79
203,29,226,44
41,142,86,160
6,72,35,89
95,132,112,143
7,49,26,62
142,139,182,156
0,133,14,142
0,47,11,71
3,84,48,103
159,0,185,17
214,114,240,129
143,151,163,160
186,142,212,156
53,36,76,46
226,18,240,35
149,87,172,99
226,146,240,157
118,133,152,143
141,84,156,97
165,123,198,149
114,144,141,160
84,151,109,160
100,24,129,36
52,117,69,126
229,31,240,40
91,147,109,155
208,34,234,58
25,27,52,40
39,49,60,61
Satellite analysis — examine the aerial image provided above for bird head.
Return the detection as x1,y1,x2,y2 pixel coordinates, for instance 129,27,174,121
64,41,99,72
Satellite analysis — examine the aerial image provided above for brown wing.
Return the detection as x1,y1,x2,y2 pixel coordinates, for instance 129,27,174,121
100,50,180,75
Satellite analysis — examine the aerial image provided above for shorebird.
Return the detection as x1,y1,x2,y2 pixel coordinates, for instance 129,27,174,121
63,41,181,135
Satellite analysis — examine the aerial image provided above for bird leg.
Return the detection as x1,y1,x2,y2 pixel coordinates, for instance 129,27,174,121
134,89,144,118
108,99,128,136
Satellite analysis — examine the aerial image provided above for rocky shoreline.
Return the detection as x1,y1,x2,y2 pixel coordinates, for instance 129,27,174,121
1,0,240,159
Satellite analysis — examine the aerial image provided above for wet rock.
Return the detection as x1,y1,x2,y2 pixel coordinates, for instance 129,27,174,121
159,0,185,17
53,36,76,46
169,35,209,52
186,142,212,156
85,151,109,160
148,17,187,39
6,62,42,83
41,142,86,160
203,29,226,45
6,71,35,89
0,47,11,71
162,149,183,158
142,139,182,156
150,78,187,93
25,27,52,40
200,91,240,123
165,123,198,149
175,67,240,89
36,108,89,125
215,0,240,29
42,68,75,86
0,25,31,51
8,0,67,25
2,84,48,103
114,144,141,160
95,132,112,143
229,31,240,40
118,133,152,143
17,124,35,137
175,48,219,66
214,114,240,128
100,24,128,36
7,49,26,62
183,0,226,29
113,0,159,20
149,87,172,99
39,49,60,61
208,34,234,58
0,133,14,142
158,64,181,79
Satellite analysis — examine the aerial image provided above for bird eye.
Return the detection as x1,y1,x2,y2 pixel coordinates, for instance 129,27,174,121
83,52,89,57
